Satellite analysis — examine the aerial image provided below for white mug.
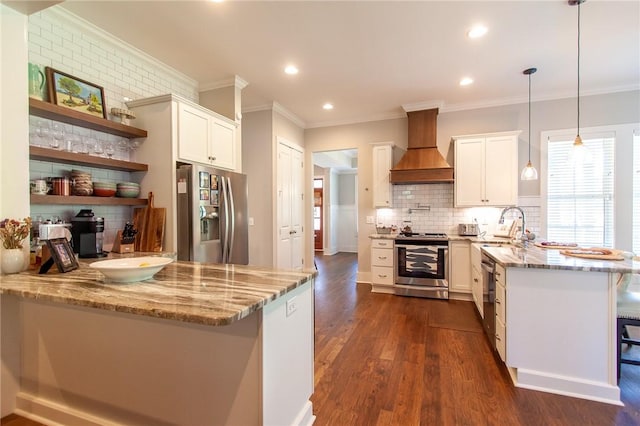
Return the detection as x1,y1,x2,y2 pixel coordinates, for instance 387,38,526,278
30,179,48,195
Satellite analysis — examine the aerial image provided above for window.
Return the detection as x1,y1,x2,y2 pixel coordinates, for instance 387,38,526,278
634,132,640,253
545,132,614,247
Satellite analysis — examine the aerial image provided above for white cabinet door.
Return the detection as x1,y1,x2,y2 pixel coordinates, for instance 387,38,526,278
454,138,484,206
372,145,392,208
449,241,471,293
210,117,236,170
454,131,519,207
177,102,211,165
485,135,517,206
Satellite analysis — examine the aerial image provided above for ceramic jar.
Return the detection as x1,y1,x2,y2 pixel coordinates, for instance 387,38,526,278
2,248,25,274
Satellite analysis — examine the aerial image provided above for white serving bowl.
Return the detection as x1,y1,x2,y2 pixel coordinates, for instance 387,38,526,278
89,256,173,283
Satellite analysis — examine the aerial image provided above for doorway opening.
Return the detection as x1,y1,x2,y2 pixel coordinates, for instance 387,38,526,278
312,149,358,256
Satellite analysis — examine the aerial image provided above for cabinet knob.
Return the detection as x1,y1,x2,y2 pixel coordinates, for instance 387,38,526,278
473,278,478,282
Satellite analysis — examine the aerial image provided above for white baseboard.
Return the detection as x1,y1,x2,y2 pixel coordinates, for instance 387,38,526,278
16,392,122,426
292,400,315,426
356,271,371,284
513,368,622,406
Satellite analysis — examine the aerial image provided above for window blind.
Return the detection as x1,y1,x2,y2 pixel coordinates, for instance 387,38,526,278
546,135,615,247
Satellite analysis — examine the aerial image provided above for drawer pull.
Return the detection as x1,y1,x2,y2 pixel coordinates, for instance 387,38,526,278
495,298,501,304
473,278,478,282
379,242,388,246
378,256,387,260
378,274,387,278
496,335,502,341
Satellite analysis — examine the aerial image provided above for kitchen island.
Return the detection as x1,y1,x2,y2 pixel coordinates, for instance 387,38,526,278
481,244,640,405
1,257,317,425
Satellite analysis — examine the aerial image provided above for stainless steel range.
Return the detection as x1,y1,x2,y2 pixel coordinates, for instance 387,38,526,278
394,233,449,299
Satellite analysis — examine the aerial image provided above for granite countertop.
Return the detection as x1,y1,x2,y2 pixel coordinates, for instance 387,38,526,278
482,244,640,274
0,256,318,327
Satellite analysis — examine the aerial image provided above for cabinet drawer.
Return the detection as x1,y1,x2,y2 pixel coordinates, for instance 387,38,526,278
495,264,506,286
371,266,394,285
495,282,506,322
496,316,506,362
371,248,393,267
371,239,393,249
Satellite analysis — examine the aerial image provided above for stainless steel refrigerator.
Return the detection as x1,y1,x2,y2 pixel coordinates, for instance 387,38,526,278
176,163,248,265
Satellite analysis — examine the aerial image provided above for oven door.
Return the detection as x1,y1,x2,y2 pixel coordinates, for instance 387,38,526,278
395,241,448,287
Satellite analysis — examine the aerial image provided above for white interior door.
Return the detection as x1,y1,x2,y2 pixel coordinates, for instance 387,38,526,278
277,141,304,270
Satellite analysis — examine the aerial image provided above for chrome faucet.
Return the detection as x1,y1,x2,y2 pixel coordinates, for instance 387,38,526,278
499,206,527,245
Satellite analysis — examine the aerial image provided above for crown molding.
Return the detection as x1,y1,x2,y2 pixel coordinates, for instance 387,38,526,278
44,7,197,90
272,102,306,129
402,100,445,113
200,75,249,92
305,111,406,129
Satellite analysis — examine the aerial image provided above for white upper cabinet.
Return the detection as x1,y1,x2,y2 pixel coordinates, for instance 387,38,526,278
177,101,237,171
372,142,403,208
453,131,520,207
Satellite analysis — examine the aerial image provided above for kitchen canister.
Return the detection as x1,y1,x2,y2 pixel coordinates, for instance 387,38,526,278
51,177,71,196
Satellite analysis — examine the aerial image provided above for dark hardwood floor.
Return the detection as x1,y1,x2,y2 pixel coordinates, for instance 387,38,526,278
2,252,639,425
311,252,640,426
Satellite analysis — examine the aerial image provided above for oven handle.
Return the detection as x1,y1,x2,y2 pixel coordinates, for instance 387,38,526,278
395,243,449,249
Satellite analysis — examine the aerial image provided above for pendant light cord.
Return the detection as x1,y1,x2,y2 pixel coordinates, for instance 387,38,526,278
528,73,532,161
577,1,581,138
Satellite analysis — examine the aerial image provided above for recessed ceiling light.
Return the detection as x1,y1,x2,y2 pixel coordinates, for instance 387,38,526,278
284,65,299,75
323,103,334,110
460,77,474,86
467,25,488,39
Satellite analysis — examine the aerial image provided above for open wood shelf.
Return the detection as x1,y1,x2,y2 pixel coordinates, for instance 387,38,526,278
29,146,148,172
29,98,147,139
31,194,148,206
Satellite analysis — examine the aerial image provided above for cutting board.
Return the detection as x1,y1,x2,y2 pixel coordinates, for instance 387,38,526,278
560,248,624,260
133,192,166,252
534,242,580,249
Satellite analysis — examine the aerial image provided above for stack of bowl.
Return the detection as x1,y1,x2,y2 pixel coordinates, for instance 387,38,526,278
116,182,140,198
93,181,117,197
71,170,93,196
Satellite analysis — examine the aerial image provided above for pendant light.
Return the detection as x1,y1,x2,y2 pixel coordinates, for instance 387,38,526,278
521,67,538,181
568,0,588,163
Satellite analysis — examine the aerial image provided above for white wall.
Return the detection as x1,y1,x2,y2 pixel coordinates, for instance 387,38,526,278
1,3,30,415
336,172,358,253
242,110,274,267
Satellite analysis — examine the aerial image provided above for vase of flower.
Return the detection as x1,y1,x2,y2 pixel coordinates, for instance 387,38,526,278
0,216,31,274
1,248,25,274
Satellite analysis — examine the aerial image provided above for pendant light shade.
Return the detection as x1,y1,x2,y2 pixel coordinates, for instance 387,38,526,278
568,0,588,162
521,67,538,181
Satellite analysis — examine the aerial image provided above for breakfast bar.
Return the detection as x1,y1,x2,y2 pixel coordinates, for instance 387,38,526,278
481,244,640,405
0,258,317,426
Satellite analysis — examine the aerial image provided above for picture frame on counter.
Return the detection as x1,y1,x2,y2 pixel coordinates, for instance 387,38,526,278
46,67,107,119
45,237,79,273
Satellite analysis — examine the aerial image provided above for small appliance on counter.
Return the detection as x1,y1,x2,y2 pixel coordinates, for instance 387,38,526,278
458,223,479,236
71,209,106,258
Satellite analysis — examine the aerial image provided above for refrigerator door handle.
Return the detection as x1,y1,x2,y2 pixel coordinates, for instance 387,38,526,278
221,176,231,263
226,176,236,263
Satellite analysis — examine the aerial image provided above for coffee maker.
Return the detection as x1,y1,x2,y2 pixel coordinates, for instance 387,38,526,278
71,209,106,258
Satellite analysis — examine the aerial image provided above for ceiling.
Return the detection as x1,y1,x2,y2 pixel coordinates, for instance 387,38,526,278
59,1,639,129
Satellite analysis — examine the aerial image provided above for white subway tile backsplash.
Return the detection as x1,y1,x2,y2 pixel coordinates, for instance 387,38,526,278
377,183,541,236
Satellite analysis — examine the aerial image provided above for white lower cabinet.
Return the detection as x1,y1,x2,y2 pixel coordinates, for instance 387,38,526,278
371,238,394,294
470,243,483,316
449,240,471,296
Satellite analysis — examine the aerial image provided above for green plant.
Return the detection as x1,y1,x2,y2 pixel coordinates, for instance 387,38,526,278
0,217,32,249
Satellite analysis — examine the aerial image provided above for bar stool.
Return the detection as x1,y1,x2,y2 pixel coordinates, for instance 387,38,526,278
617,272,640,382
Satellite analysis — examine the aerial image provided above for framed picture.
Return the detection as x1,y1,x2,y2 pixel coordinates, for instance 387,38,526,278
199,188,210,201
210,175,218,190
199,171,210,188
45,238,79,272
46,67,107,119
210,190,219,206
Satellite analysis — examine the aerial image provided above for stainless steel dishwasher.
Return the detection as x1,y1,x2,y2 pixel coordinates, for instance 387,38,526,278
481,253,496,350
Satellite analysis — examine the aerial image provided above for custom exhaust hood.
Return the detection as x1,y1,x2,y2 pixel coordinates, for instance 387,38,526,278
390,108,454,184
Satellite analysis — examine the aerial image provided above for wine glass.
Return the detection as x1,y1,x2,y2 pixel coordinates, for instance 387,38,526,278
51,123,64,149
35,120,51,147
104,142,115,159
93,140,104,157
